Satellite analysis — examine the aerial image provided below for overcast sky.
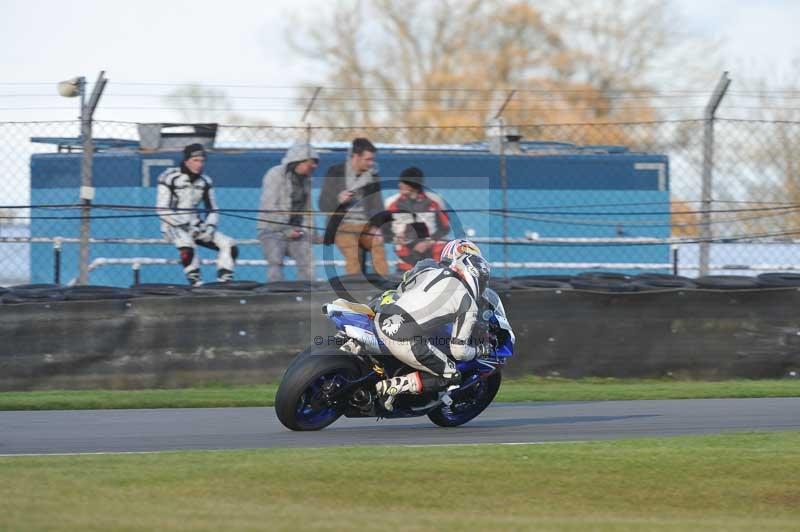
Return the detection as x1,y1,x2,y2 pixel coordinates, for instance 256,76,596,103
0,0,798,124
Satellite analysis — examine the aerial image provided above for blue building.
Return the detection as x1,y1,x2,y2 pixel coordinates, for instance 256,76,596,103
29,135,669,286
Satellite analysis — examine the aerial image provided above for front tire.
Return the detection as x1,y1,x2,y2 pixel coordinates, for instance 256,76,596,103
275,350,361,431
428,371,501,427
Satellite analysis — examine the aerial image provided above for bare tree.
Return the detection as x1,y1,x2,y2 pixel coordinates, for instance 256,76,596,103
288,0,718,140
162,84,252,124
671,199,700,238
711,60,800,236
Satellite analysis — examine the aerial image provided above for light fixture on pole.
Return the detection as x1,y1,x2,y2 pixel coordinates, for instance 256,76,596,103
56,71,107,285
57,77,84,98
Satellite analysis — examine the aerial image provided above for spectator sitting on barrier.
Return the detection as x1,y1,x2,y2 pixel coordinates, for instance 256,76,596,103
257,142,320,282
319,137,389,276
384,166,450,273
156,143,238,286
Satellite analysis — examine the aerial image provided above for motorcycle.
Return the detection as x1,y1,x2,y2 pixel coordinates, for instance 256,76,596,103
275,288,515,431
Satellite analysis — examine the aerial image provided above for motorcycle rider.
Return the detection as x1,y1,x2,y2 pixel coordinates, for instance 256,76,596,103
373,240,492,411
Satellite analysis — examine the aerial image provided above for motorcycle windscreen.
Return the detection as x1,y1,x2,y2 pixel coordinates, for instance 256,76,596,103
483,288,507,318
482,288,515,356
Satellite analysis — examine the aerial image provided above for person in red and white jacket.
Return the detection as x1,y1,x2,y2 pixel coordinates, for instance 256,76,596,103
384,167,451,273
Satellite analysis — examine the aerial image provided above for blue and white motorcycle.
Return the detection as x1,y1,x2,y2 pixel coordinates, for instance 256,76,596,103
275,288,515,431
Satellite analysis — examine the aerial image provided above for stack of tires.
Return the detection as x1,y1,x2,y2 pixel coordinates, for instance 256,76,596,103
2,272,800,303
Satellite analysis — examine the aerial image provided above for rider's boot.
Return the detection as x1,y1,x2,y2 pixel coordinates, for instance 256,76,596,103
375,372,423,412
185,268,202,287
216,268,234,283
375,371,461,411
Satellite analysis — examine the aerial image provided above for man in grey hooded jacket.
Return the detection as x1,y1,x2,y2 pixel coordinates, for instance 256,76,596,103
257,143,320,282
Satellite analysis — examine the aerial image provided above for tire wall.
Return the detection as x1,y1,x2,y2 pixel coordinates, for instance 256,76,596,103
2,288,799,390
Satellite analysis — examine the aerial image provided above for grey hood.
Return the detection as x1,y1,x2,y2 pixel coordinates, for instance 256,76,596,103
281,143,319,165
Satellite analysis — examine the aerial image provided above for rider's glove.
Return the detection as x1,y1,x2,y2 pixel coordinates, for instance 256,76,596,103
476,341,496,358
183,219,202,238
197,224,216,243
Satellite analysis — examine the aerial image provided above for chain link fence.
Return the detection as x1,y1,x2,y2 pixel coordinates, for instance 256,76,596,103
1,116,799,287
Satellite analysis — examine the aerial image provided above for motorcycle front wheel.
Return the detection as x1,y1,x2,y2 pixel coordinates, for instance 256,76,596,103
427,371,502,427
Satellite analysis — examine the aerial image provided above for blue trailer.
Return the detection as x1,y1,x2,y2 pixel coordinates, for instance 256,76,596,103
29,137,669,286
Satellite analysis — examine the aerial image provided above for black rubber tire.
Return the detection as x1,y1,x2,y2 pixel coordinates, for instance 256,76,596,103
632,279,697,291
254,280,319,293
756,272,800,288
570,278,637,292
513,279,572,289
2,292,65,304
3,286,65,302
129,283,192,296
192,280,263,291
9,283,62,290
513,274,574,283
634,272,694,282
632,273,697,291
275,351,362,431
62,285,133,300
693,275,761,290
427,372,502,428
576,271,633,282
487,279,519,291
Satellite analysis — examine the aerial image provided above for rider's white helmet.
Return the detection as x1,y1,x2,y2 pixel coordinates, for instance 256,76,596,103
439,238,482,264
449,254,491,299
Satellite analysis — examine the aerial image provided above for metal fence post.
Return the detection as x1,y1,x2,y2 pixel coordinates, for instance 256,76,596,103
700,72,731,276
77,71,108,285
302,87,322,145
494,90,515,279
672,246,679,276
53,237,62,284
302,88,321,279
499,118,509,279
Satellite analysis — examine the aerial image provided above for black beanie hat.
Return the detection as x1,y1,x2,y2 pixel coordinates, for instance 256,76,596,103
399,166,424,189
183,143,206,161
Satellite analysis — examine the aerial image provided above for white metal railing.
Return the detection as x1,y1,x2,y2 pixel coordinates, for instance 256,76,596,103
6,234,800,246
6,235,800,285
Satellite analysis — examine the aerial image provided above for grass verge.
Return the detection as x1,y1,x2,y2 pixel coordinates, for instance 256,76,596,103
0,377,799,411
0,431,798,531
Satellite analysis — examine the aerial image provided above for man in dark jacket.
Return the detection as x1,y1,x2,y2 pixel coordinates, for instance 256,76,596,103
319,137,388,276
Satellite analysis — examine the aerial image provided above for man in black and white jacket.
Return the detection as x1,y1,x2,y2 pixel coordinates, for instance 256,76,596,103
156,143,238,286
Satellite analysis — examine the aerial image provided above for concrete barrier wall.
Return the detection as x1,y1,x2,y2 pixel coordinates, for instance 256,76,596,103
2,288,799,390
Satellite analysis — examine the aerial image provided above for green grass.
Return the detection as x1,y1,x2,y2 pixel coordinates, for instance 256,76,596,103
498,376,800,402
1,376,799,410
1,432,798,531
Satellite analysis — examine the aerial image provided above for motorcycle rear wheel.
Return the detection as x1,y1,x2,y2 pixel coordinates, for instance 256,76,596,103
275,351,361,431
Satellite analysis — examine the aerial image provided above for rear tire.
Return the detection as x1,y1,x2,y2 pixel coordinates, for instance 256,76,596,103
275,350,362,431
428,372,502,427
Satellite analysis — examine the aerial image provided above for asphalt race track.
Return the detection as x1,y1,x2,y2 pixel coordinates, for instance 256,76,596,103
1,398,799,455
